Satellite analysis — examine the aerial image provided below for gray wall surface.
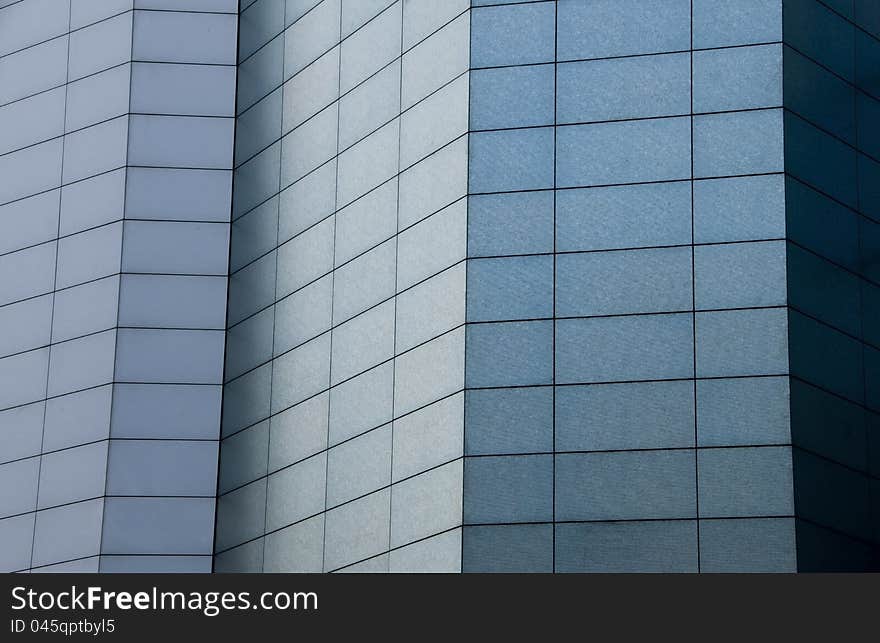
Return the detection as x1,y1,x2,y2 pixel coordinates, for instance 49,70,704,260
463,0,793,573
2,0,878,574
0,0,236,573
219,0,879,573
215,0,470,573
782,0,880,571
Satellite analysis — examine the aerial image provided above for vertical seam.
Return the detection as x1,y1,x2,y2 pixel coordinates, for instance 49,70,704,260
551,0,558,574
259,6,287,575
95,8,134,574
690,0,702,573
212,2,243,575
387,0,405,566
30,1,73,572
461,5,473,574
321,0,343,574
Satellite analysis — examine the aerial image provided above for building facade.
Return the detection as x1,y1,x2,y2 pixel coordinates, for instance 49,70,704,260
0,0,236,572
1,0,879,573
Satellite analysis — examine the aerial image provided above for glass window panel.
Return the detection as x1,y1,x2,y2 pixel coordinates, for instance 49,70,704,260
398,136,467,230
336,118,397,208
699,517,796,573
783,0,854,81
327,424,391,507
339,1,400,94
275,216,334,299
48,330,116,397
697,377,791,447
332,239,396,324
462,524,552,573
113,383,222,440
329,362,393,445
52,276,119,343
214,480,266,552
695,241,787,310
787,244,861,337
225,307,274,382
557,53,689,123
469,127,554,193
557,247,692,317
106,440,218,496
788,310,863,404
556,314,693,384
132,10,237,64
785,112,857,208
693,175,785,244
465,387,552,456
283,0,341,79
131,62,236,117
556,520,698,573
127,167,232,223
698,447,794,517
794,449,872,541
235,89,282,166
393,327,464,417
122,220,229,275
268,392,328,471
271,332,331,413
470,2,555,67
0,0,68,57
784,47,855,145
31,499,103,567
470,63,554,131
0,139,62,206
696,308,789,378
789,378,866,471
390,459,462,547
221,363,271,437
396,199,466,291
238,0,285,62
393,392,464,481
330,300,395,385
402,0,467,49
395,263,465,353
556,380,694,451
236,35,283,114
266,452,326,530
401,11,468,109
693,109,784,178
557,117,690,188
693,0,782,48
556,450,696,521
116,328,225,384
0,190,59,256
694,44,782,113
400,74,468,169
557,0,689,60
338,58,399,151
68,12,132,82
278,158,335,243
465,320,553,388
263,514,323,572
390,528,462,573
467,255,553,322
323,488,390,571
218,420,269,494
557,182,692,252
283,46,339,134
463,454,552,523
467,190,554,258
273,273,333,355
103,497,215,554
